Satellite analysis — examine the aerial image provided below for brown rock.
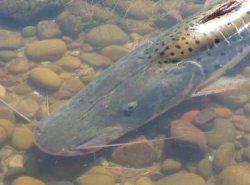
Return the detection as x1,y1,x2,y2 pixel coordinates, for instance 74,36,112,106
167,120,207,160
155,172,206,185
192,109,216,129
111,135,159,167
80,52,112,68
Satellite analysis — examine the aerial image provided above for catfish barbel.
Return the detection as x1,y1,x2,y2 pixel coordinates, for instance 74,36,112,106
34,0,250,156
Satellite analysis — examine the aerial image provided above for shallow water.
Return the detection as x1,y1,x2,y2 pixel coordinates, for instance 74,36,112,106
0,0,249,185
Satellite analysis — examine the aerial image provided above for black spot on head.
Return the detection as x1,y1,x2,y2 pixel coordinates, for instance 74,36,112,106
170,52,175,56
166,46,170,50
148,55,152,59
214,63,220,69
195,40,200,44
160,51,165,55
181,51,185,55
207,52,211,56
185,42,189,45
175,45,181,49
171,60,178,63
181,37,186,40
154,48,159,52
172,38,176,41
214,38,220,44
187,33,191,36
164,61,168,64
188,48,193,52
158,61,162,64
161,42,165,46
185,27,189,30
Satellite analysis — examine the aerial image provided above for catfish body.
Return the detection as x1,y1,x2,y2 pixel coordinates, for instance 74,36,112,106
34,0,250,156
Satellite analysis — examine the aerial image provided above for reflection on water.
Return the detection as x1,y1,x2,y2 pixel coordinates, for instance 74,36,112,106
0,0,249,184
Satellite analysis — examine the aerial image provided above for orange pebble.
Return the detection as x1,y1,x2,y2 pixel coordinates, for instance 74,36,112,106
213,107,233,118
180,110,200,122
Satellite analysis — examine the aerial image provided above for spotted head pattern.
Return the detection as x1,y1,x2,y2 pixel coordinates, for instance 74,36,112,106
149,0,249,65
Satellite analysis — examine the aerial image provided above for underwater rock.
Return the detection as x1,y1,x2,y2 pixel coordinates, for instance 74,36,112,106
11,176,45,185
29,67,62,90
230,115,250,132
12,82,33,95
16,99,39,119
180,110,200,122
117,0,159,20
155,172,206,185
54,78,84,99
21,26,36,38
43,63,63,74
197,157,213,179
57,10,83,37
0,72,17,86
76,166,115,185
86,24,129,48
213,90,250,109
25,39,67,61
55,56,81,71
0,30,23,49
101,45,129,61
0,127,7,145
0,0,70,24
217,164,250,185
0,119,14,138
37,20,62,39
76,64,96,83
7,59,31,74
80,52,112,68
5,154,26,176
206,118,235,148
192,109,216,129
167,120,207,160
111,135,159,167
0,106,15,122
135,176,152,185
47,181,74,185
213,142,235,171
0,50,17,62
118,18,153,35
11,127,34,150
161,159,182,174
154,10,182,29
213,107,233,119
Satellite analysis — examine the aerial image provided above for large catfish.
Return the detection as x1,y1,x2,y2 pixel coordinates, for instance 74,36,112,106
34,0,250,156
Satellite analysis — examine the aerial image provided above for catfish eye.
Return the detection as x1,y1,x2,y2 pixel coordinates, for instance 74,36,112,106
122,101,138,116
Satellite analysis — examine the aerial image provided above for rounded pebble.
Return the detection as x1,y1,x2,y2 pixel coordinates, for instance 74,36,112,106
56,56,81,71
11,127,33,150
0,119,14,137
25,39,66,61
11,176,45,185
29,67,62,90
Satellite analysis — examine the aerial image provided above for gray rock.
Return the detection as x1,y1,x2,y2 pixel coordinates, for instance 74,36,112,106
21,26,36,37
37,20,61,39
0,0,71,23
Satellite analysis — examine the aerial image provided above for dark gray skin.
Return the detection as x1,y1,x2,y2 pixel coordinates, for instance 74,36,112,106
34,0,250,156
